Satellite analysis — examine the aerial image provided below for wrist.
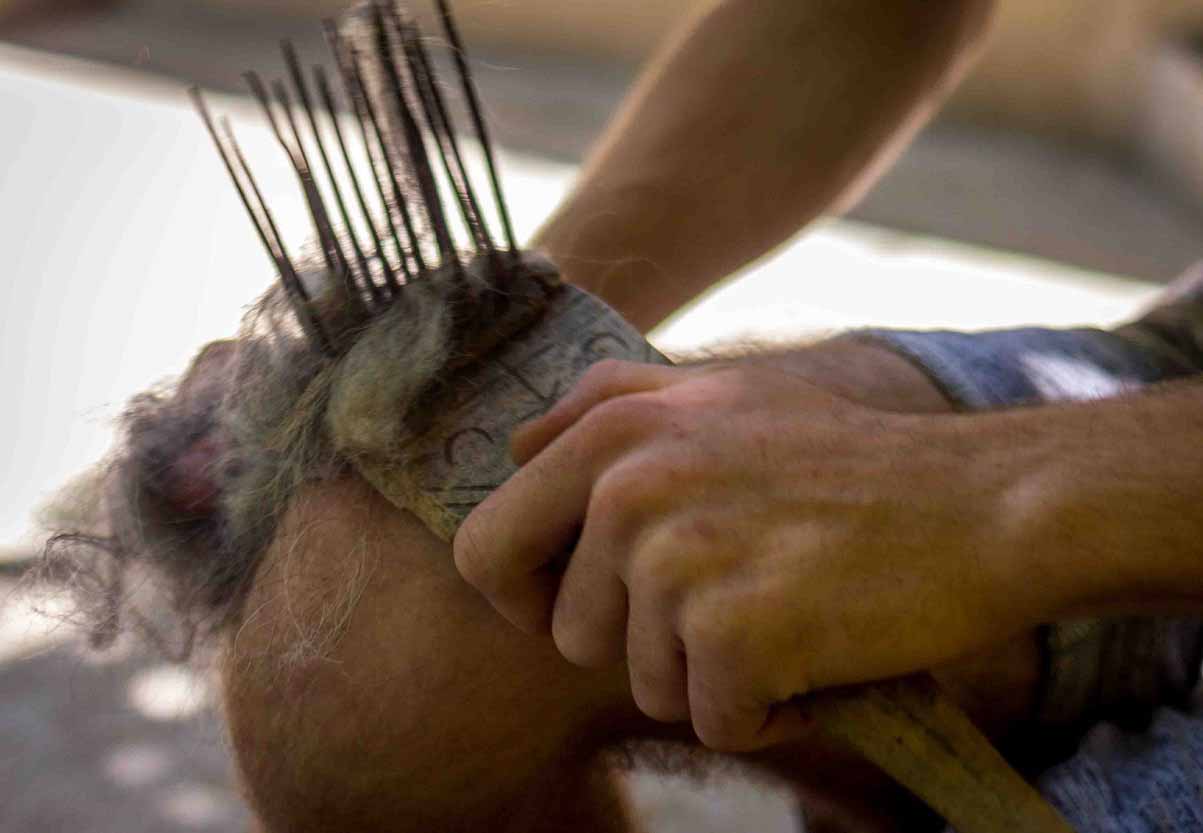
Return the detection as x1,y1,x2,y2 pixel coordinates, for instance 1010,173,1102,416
951,405,1137,625
755,337,956,413
906,411,1082,632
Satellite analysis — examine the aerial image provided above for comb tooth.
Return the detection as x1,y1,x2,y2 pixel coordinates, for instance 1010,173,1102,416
323,20,414,283
314,64,399,297
346,42,428,275
370,1,458,268
396,14,492,253
434,0,519,256
218,118,334,355
189,88,332,354
282,40,382,306
243,72,294,163
244,72,341,275
191,88,333,354
268,77,355,294
189,88,280,268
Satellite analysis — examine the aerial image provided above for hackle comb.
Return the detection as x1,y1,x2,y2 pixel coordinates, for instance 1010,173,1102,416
190,0,549,360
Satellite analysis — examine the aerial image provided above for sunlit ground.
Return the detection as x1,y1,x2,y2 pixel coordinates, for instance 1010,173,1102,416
0,41,1171,833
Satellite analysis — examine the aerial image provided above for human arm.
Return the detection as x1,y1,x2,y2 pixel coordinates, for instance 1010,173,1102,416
997,379,1203,618
454,351,1203,751
534,0,995,332
855,266,1203,745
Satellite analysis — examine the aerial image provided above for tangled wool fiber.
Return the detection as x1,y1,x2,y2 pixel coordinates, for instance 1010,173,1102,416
37,241,556,660
39,282,334,657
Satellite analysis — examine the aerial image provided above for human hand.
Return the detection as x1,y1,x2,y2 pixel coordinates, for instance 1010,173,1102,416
454,349,1047,751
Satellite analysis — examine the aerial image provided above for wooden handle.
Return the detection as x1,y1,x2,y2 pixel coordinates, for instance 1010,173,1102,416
809,675,1074,833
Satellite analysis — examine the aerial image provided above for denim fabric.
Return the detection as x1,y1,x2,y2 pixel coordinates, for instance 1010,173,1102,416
855,327,1191,412
1033,696,1203,833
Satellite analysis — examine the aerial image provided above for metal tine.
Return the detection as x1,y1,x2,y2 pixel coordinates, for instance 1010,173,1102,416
188,88,333,354
395,11,492,253
346,41,429,275
327,20,427,277
281,40,384,306
268,77,357,299
323,19,416,282
218,119,336,355
434,0,519,256
313,64,400,296
243,71,344,283
370,0,459,268
189,89,277,263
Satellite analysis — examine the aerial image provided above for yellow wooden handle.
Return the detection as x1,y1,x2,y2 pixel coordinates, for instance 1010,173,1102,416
808,674,1075,833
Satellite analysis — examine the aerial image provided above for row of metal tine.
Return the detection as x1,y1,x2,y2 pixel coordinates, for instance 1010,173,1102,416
190,0,518,356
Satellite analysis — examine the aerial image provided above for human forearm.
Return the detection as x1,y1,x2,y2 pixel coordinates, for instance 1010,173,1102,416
744,337,956,413
851,309,1203,746
535,0,994,331
982,379,1203,620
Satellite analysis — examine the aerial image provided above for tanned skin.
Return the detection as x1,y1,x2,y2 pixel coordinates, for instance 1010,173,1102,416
535,0,996,332
218,0,1045,829
451,0,1203,764
459,354,1203,751
223,340,1041,833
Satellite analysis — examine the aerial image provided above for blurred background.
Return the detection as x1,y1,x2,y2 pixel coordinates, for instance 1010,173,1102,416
2,1,1203,830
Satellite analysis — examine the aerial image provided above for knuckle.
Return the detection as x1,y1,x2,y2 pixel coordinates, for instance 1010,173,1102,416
660,513,721,553
681,598,740,660
581,394,670,444
630,543,691,601
591,465,679,535
578,357,633,391
589,463,652,521
594,446,684,507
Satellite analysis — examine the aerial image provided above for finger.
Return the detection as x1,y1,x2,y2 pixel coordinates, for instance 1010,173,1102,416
454,507,562,633
511,360,680,465
626,585,690,723
456,391,660,631
459,383,672,604
684,629,816,752
550,513,629,667
686,657,775,753
454,439,593,631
